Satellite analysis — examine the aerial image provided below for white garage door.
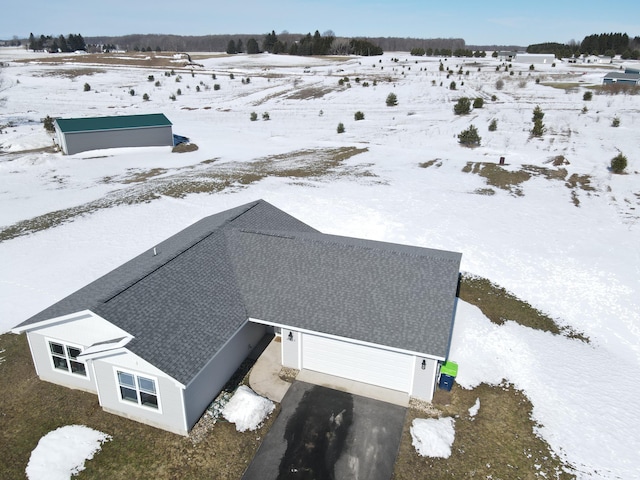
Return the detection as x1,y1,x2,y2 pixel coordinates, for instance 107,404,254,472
301,334,414,392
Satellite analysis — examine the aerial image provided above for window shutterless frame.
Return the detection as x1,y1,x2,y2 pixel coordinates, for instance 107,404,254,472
114,368,161,413
46,338,88,378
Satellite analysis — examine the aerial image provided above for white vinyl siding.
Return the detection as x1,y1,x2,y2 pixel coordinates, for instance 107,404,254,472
301,334,414,392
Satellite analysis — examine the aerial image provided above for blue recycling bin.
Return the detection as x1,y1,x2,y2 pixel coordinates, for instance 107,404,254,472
439,374,454,391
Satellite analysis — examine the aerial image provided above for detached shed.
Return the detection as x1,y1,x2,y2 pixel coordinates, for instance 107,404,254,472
54,113,173,155
514,53,556,64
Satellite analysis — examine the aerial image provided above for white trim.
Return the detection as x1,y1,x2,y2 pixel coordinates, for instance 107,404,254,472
112,367,162,414
78,337,133,359
45,337,91,381
249,317,445,361
180,387,188,434
12,310,95,334
408,357,417,395
91,360,103,406
26,332,40,377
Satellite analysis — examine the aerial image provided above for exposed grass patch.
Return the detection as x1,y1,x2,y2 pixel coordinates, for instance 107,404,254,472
0,333,276,480
462,162,531,196
18,53,198,69
459,274,588,341
172,142,199,153
120,168,168,184
418,159,442,168
474,187,495,195
463,162,595,205
32,67,106,78
287,86,337,100
540,82,580,92
0,147,369,242
393,383,576,480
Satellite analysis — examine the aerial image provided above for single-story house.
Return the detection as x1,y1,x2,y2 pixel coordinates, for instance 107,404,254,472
54,113,173,155
581,54,612,64
603,71,640,85
497,51,517,62
12,200,462,435
514,53,556,64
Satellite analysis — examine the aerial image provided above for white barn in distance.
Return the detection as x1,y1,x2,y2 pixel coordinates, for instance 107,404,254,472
54,113,174,155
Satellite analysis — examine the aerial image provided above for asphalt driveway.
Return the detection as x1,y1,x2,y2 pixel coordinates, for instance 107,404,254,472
242,381,407,480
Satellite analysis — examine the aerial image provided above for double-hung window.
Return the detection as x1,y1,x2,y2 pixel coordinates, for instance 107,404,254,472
116,370,159,410
49,341,87,377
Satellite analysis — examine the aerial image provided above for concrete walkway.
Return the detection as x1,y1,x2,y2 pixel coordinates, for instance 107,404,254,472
249,338,291,403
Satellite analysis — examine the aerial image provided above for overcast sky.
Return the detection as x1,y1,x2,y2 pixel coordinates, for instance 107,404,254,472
2,0,639,47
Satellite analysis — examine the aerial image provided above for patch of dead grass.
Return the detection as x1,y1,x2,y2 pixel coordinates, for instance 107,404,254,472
32,67,106,78
0,147,369,242
0,333,276,480
393,383,576,480
459,274,588,341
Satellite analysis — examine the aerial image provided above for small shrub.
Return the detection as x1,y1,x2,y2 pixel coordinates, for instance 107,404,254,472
337,122,345,134
155,80,160,87
535,78,540,84
386,92,398,106
610,153,627,173
473,97,484,108
129,89,135,96
491,94,497,101
354,111,365,121
176,88,182,96
148,75,155,81
529,64,535,71
169,94,176,101
245,77,250,84
262,112,270,121
612,116,620,127
196,85,200,92
142,93,150,101
454,97,471,115
250,112,258,121
449,81,457,90
212,73,216,79
496,79,504,90
229,73,235,79
509,71,514,76
583,91,593,101
83,83,91,92
213,84,220,91
458,124,481,147
43,115,55,133
362,81,370,87
582,106,588,113
488,119,497,131
175,76,182,83
338,78,345,86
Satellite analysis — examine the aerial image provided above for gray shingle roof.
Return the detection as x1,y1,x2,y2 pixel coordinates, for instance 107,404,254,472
14,200,461,386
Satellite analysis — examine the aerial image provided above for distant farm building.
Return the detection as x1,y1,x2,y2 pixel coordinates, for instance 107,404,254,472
54,114,173,155
514,53,556,65
497,51,517,62
602,71,640,86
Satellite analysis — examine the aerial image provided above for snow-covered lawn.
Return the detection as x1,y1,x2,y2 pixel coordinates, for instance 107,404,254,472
26,425,110,480
1,47,639,478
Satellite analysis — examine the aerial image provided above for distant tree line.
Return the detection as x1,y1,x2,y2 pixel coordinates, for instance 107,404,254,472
83,32,468,56
527,32,640,59
28,33,85,52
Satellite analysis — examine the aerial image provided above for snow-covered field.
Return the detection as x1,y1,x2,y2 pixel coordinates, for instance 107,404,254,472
1,47,639,478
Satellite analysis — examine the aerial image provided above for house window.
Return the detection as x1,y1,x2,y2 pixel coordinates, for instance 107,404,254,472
116,370,159,410
48,341,86,376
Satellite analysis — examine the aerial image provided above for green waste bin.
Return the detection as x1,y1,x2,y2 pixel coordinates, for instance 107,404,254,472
438,361,458,391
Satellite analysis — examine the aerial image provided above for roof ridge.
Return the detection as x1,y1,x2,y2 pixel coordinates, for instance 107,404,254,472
101,203,262,304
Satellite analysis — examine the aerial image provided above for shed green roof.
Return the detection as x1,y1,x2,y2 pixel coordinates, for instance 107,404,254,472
55,113,172,133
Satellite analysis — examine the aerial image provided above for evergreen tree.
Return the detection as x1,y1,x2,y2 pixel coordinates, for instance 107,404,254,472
236,39,243,53
246,38,260,54
263,30,278,52
454,97,471,115
458,125,481,146
28,33,36,51
226,40,237,54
